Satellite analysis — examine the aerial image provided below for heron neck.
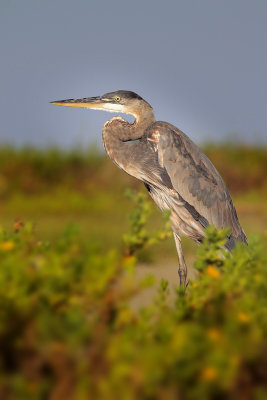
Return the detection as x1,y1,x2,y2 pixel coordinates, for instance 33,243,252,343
102,108,154,174
132,106,155,138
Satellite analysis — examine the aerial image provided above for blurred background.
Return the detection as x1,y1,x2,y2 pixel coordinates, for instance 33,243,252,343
0,0,266,267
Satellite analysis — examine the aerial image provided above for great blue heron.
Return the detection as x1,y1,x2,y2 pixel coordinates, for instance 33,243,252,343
51,90,247,286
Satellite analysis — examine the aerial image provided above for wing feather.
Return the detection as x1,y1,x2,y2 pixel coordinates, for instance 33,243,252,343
149,122,246,241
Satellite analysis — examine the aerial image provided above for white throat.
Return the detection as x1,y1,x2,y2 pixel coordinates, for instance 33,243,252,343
102,103,126,113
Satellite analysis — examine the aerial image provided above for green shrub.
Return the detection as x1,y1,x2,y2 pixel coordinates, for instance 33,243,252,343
0,193,266,400
0,145,266,196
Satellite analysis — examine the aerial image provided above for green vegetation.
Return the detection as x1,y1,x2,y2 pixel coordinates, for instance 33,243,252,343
0,144,266,196
123,189,172,257
0,193,266,399
0,144,266,399
203,143,267,194
0,144,266,259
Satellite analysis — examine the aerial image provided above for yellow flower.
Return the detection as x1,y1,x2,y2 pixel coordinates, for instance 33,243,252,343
207,328,221,342
202,367,218,381
122,255,137,269
206,266,220,279
0,241,15,251
237,312,250,323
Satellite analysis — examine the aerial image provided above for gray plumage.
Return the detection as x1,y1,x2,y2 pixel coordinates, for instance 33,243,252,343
51,90,248,286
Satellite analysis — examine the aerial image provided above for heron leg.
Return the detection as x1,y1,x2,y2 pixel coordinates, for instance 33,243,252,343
173,233,188,287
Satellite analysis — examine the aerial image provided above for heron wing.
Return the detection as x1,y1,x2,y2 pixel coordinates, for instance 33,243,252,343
149,122,244,241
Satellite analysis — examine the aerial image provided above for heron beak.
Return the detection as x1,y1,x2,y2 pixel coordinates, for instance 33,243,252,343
50,96,107,109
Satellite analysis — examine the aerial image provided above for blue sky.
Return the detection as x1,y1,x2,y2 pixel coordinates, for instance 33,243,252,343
1,0,266,148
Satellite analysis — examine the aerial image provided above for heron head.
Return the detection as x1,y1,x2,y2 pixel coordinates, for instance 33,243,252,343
51,90,153,118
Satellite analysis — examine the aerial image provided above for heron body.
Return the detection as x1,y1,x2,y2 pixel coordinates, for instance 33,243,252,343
51,90,247,286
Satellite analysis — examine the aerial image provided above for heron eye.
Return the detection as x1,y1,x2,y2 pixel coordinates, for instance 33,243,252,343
115,96,121,102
